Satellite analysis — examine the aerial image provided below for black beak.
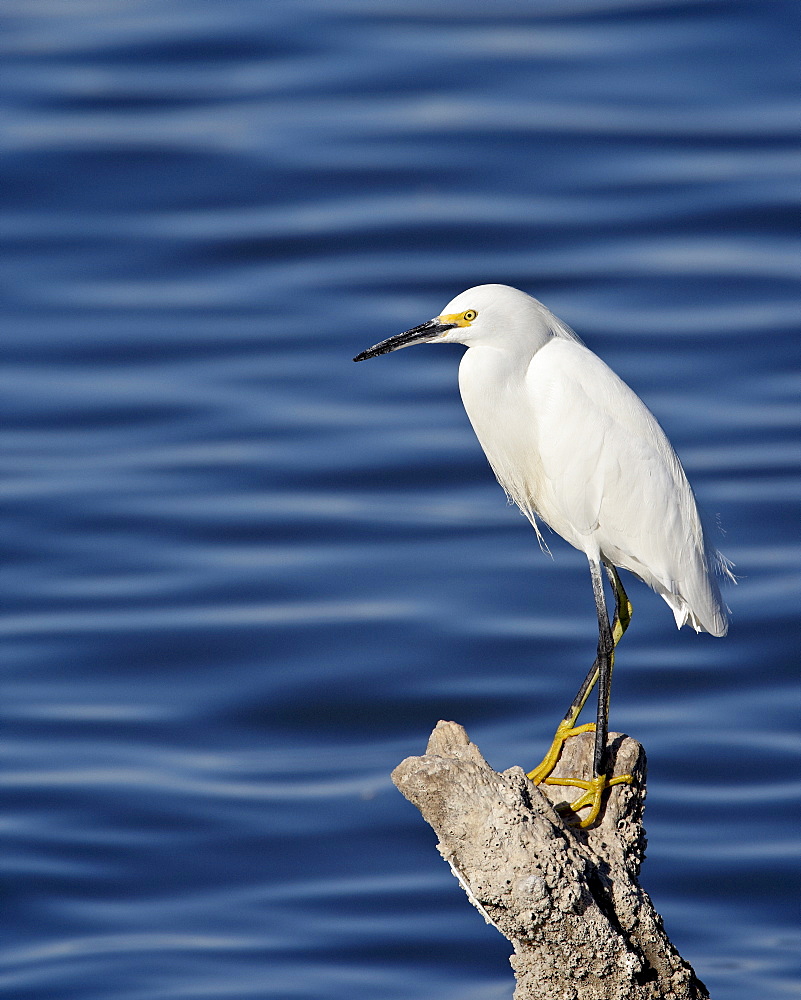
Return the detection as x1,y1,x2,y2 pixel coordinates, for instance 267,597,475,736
353,319,457,362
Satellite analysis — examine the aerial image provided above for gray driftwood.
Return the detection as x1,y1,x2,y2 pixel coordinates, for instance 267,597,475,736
392,720,709,1000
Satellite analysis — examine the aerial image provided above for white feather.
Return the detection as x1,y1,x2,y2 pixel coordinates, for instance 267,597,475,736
449,285,729,636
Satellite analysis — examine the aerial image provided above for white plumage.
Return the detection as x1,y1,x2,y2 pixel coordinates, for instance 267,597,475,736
448,284,729,636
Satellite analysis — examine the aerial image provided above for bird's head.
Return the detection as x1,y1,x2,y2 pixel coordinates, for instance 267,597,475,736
353,284,565,362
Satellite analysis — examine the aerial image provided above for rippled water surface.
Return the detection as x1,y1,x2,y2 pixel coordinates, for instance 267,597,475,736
3,2,800,998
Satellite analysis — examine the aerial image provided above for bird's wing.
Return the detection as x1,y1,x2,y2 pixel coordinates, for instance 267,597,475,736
525,339,703,588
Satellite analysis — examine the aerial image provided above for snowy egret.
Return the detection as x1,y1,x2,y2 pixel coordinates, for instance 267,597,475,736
354,284,731,826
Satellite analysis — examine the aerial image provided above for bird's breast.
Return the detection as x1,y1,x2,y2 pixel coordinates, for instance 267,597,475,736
458,346,528,442
458,346,545,518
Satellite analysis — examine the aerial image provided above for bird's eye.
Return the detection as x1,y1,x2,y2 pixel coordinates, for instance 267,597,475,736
463,310,477,322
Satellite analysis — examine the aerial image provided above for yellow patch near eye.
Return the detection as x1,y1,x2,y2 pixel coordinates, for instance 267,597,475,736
439,310,477,328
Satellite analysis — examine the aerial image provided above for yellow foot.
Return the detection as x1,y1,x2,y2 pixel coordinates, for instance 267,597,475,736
526,719,597,785
544,772,633,828
526,721,633,828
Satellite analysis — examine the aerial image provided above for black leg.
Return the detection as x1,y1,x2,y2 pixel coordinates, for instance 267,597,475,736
604,563,632,645
527,561,634,826
555,564,631,734
589,559,614,777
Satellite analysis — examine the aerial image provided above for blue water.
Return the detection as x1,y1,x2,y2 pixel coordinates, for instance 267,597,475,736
2,2,799,998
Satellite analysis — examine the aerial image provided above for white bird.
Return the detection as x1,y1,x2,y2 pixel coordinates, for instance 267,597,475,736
354,284,731,826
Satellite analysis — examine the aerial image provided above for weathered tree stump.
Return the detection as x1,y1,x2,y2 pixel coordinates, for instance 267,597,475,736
392,720,709,1000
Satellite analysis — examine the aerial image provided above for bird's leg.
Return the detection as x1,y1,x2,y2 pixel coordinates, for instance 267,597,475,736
551,562,634,826
591,559,615,774
525,662,599,786
527,563,634,827
527,565,631,782
605,562,633,646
